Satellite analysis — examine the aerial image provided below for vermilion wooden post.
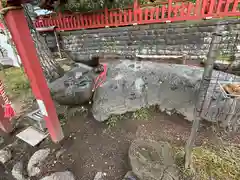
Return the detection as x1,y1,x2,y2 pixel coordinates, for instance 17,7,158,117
145,8,149,21
232,0,239,12
104,8,109,27
224,0,231,13
133,0,139,22
4,8,64,143
216,0,223,13
161,6,166,19
168,0,172,18
154,7,159,20
201,0,208,15
194,0,200,16
208,0,215,15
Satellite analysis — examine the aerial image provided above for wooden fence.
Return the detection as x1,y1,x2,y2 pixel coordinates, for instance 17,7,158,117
34,0,240,31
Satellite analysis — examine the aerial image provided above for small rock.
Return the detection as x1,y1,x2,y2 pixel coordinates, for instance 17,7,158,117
160,108,165,112
56,149,66,159
0,149,12,164
94,172,105,180
27,148,50,177
40,171,75,180
61,65,72,72
122,171,138,180
12,161,28,180
166,110,172,116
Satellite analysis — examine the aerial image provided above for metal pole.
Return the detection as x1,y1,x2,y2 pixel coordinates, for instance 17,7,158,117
4,8,64,143
184,23,223,168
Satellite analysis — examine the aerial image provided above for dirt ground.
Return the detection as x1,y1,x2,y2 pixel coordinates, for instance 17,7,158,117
1,105,239,180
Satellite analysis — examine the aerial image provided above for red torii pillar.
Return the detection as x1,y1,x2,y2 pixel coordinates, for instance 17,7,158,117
3,8,64,142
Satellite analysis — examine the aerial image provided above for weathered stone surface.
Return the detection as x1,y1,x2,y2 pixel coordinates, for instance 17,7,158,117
0,148,11,164
49,67,94,105
12,161,28,180
129,139,179,180
40,171,75,180
92,60,240,123
27,148,50,177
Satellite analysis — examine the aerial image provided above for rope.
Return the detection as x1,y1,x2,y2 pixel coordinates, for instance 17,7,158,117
89,64,108,104
0,80,15,118
0,6,22,15
0,81,10,104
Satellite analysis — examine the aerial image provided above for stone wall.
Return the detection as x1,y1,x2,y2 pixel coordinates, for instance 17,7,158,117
50,19,240,61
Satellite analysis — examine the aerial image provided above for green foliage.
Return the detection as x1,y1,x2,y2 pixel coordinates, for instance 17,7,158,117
106,114,123,128
0,67,31,99
58,113,67,122
56,0,135,13
68,106,88,118
175,145,240,180
2,0,7,8
192,146,240,180
132,107,151,120
106,105,158,128
55,0,150,13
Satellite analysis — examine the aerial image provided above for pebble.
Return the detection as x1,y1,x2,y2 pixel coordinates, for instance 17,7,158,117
40,171,75,180
56,149,66,159
0,149,12,164
12,161,27,180
94,172,105,180
122,171,137,180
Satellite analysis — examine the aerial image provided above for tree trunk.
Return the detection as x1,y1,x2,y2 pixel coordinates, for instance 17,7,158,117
23,4,64,82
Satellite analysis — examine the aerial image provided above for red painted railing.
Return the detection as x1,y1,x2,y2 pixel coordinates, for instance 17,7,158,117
34,0,240,31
